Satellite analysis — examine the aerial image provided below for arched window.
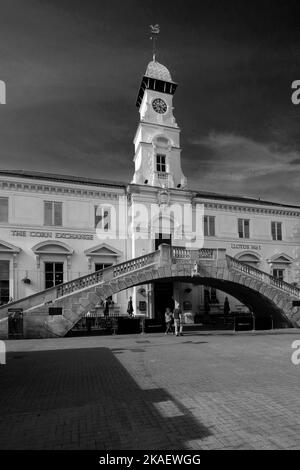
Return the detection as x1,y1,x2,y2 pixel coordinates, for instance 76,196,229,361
235,251,261,268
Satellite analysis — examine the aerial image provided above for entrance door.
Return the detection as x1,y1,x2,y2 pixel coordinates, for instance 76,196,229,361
154,233,173,319
8,308,23,339
154,281,174,320
0,260,9,306
45,262,64,289
155,233,171,250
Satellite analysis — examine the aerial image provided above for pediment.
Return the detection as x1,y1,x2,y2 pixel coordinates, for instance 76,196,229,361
236,251,261,262
84,243,122,258
0,240,21,254
32,240,73,255
268,252,294,264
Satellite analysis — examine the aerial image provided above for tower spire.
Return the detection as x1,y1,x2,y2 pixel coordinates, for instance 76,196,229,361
149,24,160,61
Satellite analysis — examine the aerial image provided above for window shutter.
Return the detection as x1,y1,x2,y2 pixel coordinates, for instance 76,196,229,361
209,217,215,236
244,219,249,238
54,202,62,226
238,219,243,238
277,223,282,240
0,198,8,223
271,222,276,240
44,201,52,225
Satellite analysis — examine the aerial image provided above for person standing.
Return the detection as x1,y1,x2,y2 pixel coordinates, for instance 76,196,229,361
173,300,183,336
224,297,230,315
127,296,134,317
164,307,174,335
103,298,110,317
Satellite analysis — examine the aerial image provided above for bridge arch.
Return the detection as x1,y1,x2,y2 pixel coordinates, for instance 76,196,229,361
1,244,299,339
41,246,299,337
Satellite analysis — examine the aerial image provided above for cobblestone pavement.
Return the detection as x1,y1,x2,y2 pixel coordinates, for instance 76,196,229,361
1,330,300,450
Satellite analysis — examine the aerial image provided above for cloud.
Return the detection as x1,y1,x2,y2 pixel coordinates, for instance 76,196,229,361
187,132,300,204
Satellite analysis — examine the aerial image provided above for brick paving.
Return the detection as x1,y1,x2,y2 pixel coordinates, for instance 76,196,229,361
0,330,300,449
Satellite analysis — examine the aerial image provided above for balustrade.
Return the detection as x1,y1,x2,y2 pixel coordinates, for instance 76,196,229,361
226,255,300,298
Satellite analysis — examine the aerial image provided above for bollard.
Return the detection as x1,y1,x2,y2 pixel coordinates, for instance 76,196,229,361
0,340,6,365
252,312,256,332
140,317,145,335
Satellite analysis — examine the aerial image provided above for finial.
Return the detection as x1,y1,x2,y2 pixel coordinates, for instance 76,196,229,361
149,24,160,61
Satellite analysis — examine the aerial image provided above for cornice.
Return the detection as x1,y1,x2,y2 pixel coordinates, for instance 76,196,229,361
0,179,122,200
203,201,300,217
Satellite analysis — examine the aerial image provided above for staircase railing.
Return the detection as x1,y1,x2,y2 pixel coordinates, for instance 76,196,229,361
226,255,300,298
57,250,158,298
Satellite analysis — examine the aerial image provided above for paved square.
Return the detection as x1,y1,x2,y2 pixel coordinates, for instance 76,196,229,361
0,330,300,449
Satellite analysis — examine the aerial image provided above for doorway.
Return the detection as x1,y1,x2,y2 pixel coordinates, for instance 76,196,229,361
155,233,171,250
154,233,173,319
154,280,174,320
8,308,23,339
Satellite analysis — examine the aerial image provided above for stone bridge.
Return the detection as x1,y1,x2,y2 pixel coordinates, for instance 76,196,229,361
0,244,300,338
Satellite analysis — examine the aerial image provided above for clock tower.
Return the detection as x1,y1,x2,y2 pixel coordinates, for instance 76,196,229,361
132,59,187,189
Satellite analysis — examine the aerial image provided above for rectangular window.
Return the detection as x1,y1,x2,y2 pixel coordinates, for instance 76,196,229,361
95,263,112,272
0,197,8,223
204,216,215,236
45,262,64,289
95,206,111,231
0,260,9,305
44,201,62,226
156,154,166,173
238,218,250,238
271,221,282,241
273,269,284,281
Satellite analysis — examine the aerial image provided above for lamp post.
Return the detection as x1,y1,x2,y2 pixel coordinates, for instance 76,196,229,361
252,312,255,332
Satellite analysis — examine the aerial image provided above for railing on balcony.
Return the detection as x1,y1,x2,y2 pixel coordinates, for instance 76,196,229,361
226,255,300,298
172,247,216,260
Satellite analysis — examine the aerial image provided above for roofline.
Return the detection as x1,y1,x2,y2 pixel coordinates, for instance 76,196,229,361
0,170,299,210
0,170,127,190
192,190,300,210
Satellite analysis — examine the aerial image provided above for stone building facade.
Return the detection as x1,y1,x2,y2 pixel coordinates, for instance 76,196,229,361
0,58,299,323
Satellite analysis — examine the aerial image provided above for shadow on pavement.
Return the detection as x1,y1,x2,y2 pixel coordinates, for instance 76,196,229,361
0,347,212,450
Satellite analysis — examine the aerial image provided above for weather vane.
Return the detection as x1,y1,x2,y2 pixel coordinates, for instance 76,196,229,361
149,24,160,61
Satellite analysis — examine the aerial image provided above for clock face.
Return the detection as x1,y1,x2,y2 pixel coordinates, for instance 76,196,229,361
152,98,167,114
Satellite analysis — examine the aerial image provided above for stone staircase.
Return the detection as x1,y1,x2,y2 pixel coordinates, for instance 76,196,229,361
0,244,299,338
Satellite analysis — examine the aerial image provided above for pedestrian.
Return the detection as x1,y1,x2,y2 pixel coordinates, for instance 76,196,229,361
224,296,230,315
164,307,174,335
86,311,92,334
103,298,110,317
127,296,134,317
173,300,183,336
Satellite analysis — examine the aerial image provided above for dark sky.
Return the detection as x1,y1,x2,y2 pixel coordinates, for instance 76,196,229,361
0,0,299,204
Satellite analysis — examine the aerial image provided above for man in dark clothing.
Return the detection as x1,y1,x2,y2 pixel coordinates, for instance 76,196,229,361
127,296,134,316
224,297,230,315
103,298,110,317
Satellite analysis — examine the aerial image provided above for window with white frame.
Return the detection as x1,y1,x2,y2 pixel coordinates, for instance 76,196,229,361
95,206,110,231
271,221,282,241
0,197,8,223
238,218,250,238
95,263,112,272
44,201,62,226
204,216,215,236
156,154,166,173
272,268,284,281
